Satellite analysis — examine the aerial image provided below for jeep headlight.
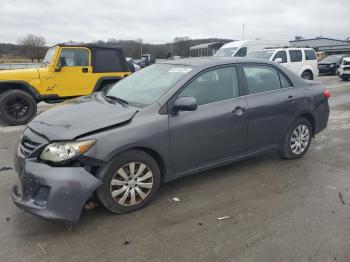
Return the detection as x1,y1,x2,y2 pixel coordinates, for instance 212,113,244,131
40,140,95,163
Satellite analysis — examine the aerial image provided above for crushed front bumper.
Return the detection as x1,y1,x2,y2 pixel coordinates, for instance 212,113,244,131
12,155,102,224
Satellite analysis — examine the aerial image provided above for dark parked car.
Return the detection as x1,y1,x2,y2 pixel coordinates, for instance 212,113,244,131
12,58,330,224
318,54,348,75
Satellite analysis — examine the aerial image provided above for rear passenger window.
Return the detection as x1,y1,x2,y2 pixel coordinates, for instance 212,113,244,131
279,73,292,88
273,51,287,63
179,67,240,106
304,50,317,60
243,66,281,94
289,50,302,62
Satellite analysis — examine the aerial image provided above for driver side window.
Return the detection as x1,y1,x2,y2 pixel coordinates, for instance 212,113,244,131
58,48,89,67
178,67,240,106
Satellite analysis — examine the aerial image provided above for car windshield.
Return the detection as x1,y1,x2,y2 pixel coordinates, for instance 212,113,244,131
246,51,274,60
43,47,57,65
320,55,341,63
106,64,193,107
214,47,238,57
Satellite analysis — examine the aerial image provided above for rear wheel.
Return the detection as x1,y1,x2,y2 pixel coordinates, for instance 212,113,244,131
340,75,349,81
279,118,312,159
96,150,161,213
0,90,37,125
301,71,313,80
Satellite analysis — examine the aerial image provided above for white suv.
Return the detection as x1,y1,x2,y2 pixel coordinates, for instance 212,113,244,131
247,48,319,80
337,56,350,81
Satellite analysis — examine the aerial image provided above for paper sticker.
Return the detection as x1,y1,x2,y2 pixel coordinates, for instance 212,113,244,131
169,67,192,73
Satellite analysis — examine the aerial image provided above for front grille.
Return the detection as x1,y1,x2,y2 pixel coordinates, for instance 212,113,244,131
19,137,42,157
343,61,350,66
344,67,350,71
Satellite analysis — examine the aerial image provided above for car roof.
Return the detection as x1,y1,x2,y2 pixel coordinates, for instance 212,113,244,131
54,43,123,51
159,57,277,67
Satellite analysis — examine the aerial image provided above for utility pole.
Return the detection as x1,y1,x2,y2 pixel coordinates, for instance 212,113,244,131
242,23,245,40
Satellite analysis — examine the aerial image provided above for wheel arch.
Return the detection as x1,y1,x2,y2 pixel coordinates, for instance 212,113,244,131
92,77,122,92
296,112,315,135
108,146,167,180
301,68,314,79
0,81,40,101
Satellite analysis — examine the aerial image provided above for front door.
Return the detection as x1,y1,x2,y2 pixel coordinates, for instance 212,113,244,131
54,47,92,97
169,66,248,175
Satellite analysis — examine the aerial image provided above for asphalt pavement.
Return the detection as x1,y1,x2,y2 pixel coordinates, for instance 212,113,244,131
0,75,349,262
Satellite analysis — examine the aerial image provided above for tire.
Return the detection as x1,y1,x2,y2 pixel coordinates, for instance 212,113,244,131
0,90,37,126
279,118,312,159
96,150,161,214
340,76,349,81
301,71,313,80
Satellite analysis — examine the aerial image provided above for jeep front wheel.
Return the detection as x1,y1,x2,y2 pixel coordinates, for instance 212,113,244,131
0,90,37,126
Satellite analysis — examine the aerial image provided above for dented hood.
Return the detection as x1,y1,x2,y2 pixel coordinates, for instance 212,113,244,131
28,93,138,141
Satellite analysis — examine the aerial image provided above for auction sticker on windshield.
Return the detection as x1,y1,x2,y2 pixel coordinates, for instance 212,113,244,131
169,68,192,73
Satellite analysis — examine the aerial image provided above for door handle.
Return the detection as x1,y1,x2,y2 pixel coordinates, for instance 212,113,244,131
82,67,88,73
233,106,244,116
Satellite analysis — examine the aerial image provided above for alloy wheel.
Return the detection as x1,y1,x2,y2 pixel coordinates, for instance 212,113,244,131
110,162,154,206
290,124,310,155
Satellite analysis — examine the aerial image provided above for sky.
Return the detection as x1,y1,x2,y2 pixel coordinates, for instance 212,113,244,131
0,0,349,45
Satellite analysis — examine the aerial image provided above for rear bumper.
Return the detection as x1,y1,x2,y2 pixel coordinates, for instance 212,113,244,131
12,155,102,224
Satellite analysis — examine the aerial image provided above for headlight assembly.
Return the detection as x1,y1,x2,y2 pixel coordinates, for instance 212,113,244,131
330,64,335,68
39,140,95,163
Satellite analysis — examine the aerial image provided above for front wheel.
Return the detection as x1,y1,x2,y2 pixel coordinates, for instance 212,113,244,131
0,90,37,126
301,71,313,80
96,150,161,213
279,118,312,159
340,75,349,81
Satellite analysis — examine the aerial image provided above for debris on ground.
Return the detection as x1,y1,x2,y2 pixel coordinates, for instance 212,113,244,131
123,240,130,245
84,201,98,210
0,166,12,172
217,216,230,221
198,222,203,226
172,197,181,202
338,192,346,205
37,242,47,254
5,217,10,222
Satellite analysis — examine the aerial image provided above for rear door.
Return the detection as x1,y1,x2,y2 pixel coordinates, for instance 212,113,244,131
240,64,299,152
169,66,248,174
54,47,92,97
288,49,303,76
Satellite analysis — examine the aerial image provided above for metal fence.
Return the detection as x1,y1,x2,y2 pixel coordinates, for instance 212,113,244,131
0,63,41,70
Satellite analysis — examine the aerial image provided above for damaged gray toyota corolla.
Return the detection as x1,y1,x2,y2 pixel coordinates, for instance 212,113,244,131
12,58,330,224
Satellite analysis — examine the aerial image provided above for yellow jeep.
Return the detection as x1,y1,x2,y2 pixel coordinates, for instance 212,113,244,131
0,44,130,125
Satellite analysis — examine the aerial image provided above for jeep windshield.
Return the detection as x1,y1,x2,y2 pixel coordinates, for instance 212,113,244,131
43,47,57,65
106,64,192,108
214,47,238,57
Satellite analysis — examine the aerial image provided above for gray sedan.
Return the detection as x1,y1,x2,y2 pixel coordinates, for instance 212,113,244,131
12,57,330,223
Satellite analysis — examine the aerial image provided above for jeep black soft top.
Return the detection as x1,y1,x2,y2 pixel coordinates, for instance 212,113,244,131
57,43,130,73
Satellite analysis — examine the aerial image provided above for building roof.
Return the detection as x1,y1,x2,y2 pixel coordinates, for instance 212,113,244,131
290,37,350,44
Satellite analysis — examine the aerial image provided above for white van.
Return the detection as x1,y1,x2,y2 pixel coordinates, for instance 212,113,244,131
214,40,289,57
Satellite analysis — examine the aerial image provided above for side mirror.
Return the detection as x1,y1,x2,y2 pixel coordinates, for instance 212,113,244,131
274,58,283,63
55,66,61,72
173,97,197,112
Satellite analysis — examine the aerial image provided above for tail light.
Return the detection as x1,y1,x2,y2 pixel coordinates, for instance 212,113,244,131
323,89,331,99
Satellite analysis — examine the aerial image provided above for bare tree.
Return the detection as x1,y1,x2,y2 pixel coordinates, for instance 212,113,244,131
18,34,46,62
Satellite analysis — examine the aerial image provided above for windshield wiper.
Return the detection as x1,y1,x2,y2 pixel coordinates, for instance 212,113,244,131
104,94,129,106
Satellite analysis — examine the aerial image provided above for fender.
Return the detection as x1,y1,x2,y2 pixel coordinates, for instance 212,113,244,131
92,76,123,92
0,80,41,100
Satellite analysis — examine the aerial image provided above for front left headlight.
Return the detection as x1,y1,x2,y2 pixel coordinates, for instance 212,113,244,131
39,140,96,163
